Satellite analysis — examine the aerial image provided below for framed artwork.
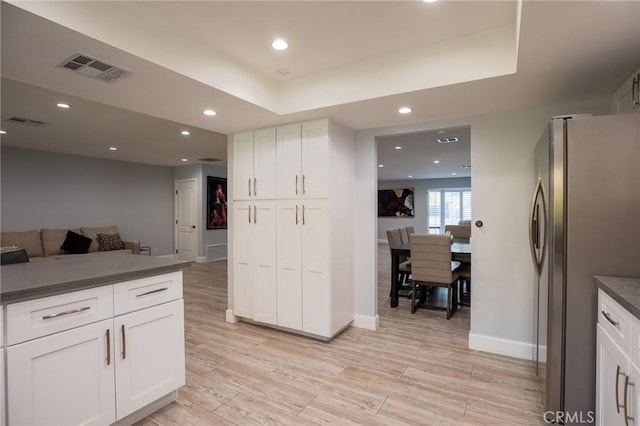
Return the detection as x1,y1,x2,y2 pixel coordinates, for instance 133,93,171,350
378,188,414,217
207,176,227,229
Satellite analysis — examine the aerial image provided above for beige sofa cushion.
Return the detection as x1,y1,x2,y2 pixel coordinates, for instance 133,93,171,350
1,230,44,258
81,226,118,252
41,228,81,256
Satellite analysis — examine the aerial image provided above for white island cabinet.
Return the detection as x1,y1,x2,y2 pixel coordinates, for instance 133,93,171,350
4,270,185,426
596,287,640,426
231,117,355,340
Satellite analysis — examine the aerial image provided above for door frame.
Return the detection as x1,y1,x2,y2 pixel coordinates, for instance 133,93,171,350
174,178,198,261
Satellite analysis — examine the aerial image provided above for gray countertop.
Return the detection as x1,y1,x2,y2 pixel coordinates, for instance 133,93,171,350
1,253,191,304
595,276,640,319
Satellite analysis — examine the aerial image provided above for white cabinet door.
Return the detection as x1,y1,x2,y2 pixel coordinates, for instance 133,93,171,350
597,325,629,426
276,200,303,330
253,128,277,199
233,131,255,200
115,300,185,420
233,201,254,318
276,123,302,199
301,199,331,337
301,119,329,199
252,201,277,325
7,318,115,426
0,348,4,426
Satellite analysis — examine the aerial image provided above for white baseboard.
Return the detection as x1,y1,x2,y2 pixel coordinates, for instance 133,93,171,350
225,309,238,323
468,332,547,362
195,256,206,263
352,314,379,330
378,239,388,244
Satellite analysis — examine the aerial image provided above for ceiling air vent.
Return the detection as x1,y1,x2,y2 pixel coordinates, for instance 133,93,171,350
57,53,130,83
4,116,48,127
437,137,459,144
197,158,222,162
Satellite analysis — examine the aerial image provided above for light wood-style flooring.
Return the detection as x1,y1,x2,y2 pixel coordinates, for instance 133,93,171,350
138,244,545,425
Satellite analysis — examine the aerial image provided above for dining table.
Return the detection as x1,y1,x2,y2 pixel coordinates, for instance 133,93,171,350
389,239,472,307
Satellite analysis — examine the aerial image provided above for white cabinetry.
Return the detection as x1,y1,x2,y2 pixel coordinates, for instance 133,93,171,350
232,201,277,324
5,271,185,425
596,289,639,426
231,118,355,339
232,129,277,200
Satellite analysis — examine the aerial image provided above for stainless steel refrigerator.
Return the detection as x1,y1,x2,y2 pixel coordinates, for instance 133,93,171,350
529,113,640,424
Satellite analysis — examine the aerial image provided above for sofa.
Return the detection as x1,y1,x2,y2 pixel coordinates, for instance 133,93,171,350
0,226,140,261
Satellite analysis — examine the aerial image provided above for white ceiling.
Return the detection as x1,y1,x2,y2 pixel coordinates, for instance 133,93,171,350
377,127,471,181
1,1,639,172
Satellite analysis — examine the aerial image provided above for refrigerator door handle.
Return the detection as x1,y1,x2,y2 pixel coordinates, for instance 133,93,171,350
528,178,547,276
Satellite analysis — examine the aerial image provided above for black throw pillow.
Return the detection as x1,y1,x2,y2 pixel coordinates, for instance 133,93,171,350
60,230,92,254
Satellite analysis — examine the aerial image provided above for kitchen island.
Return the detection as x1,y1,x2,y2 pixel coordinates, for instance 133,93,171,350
1,253,191,426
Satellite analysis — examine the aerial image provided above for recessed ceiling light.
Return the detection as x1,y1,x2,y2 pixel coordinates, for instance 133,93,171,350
272,38,288,50
452,172,457,176
56,103,70,109
109,147,117,151
181,158,188,162
408,175,413,178
395,146,402,150
434,160,440,164
378,164,384,168
398,107,412,114
203,109,216,116
437,130,447,134
423,0,438,3
181,130,190,136
0,130,6,135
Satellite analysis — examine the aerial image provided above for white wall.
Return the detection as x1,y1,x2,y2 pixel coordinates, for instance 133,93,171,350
355,97,610,359
377,177,471,241
1,147,175,255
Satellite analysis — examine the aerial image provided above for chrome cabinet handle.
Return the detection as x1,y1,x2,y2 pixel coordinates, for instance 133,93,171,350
302,205,306,225
136,287,168,297
602,310,619,327
617,365,624,413
296,175,299,195
633,74,639,108
624,374,634,425
106,329,111,366
296,205,299,225
303,174,306,195
248,206,251,223
42,306,91,320
248,178,251,197
254,205,257,224
254,178,257,196
121,324,126,360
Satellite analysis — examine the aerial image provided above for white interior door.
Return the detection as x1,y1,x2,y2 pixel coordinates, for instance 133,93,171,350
175,179,197,261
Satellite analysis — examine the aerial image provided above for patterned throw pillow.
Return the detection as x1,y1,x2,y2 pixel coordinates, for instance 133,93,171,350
96,233,125,251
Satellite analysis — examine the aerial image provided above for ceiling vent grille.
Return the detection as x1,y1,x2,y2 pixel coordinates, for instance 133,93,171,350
437,137,459,144
57,53,130,83
4,116,48,127
197,157,222,162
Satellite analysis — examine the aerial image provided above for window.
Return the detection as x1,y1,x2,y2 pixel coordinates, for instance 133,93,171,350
427,189,472,233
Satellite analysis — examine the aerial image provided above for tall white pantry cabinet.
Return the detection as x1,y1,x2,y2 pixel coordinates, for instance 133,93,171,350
230,118,355,339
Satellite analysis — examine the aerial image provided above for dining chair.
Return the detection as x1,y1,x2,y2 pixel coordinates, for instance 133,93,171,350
409,233,460,319
386,229,411,297
399,227,410,245
444,224,471,241
456,262,471,307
